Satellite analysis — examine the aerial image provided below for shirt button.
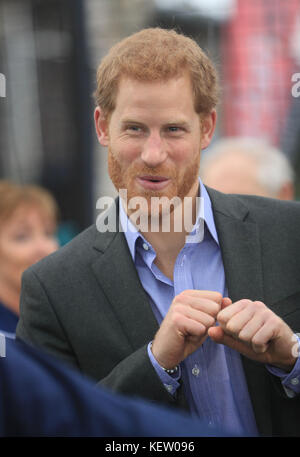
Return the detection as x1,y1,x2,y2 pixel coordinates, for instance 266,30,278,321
164,384,173,393
192,365,200,377
142,242,149,251
291,377,299,386
180,255,186,267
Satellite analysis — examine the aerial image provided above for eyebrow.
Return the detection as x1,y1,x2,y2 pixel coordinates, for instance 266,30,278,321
121,119,144,126
121,118,191,128
164,121,190,128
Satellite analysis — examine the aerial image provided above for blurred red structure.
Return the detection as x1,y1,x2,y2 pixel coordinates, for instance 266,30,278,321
221,0,300,146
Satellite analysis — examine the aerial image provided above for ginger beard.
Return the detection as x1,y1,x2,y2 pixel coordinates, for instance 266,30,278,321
108,145,201,228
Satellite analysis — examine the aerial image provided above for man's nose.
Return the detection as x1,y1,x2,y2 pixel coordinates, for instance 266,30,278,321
140,132,167,167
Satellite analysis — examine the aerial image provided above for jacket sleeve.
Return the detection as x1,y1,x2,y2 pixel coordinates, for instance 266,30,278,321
16,268,188,411
16,268,79,370
99,344,188,409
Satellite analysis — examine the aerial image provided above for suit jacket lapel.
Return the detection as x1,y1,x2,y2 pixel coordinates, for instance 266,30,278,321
207,187,272,435
206,187,264,303
91,199,159,351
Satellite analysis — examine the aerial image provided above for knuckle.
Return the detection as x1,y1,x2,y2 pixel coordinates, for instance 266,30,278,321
262,309,272,320
173,293,186,306
251,335,261,345
207,302,220,317
176,290,187,300
251,335,267,350
238,329,250,342
217,311,226,324
267,314,279,328
226,321,239,334
206,315,216,327
172,303,185,315
239,299,253,308
171,311,183,327
254,300,266,308
197,322,206,334
253,300,265,311
214,301,222,313
174,291,184,301
177,290,192,304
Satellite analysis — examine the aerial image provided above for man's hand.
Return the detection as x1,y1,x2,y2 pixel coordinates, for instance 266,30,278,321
151,290,222,369
208,299,297,371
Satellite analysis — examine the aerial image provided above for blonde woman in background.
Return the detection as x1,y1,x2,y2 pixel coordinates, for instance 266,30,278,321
0,181,59,337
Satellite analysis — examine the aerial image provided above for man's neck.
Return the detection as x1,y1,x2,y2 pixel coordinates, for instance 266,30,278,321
139,182,200,279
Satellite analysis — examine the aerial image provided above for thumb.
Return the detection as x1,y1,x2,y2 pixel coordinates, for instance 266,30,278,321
208,325,244,350
208,325,224,342
221,297,232,310
208,326,242,351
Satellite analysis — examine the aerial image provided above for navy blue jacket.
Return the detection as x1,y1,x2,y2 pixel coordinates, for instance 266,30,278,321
0,339,228,437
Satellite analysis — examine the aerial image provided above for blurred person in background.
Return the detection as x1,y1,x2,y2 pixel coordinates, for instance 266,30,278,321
200,138,295,200
0,181,59,337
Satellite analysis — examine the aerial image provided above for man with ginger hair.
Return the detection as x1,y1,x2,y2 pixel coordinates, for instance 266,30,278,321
17,28,300,437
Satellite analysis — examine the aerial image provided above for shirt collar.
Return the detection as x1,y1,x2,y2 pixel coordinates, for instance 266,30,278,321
119,178,219,261
199,179,219,245
119,197,141,261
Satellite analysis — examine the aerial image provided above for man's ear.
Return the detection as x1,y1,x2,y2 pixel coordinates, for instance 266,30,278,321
94,106,109,147
200,109,217,150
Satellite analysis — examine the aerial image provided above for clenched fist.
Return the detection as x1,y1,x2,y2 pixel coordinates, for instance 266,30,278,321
151,290,223,370
208,299,297,371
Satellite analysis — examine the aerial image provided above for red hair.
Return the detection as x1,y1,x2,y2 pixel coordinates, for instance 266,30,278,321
94,27,219,118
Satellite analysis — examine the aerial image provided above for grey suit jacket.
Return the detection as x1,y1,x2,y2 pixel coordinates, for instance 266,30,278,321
16,188,300,436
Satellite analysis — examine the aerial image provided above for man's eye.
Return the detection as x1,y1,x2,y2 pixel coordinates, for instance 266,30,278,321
167,126,183,134
127,125,142,132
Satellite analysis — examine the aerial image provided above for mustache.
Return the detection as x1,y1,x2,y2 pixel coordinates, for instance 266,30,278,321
108,149,176,178
128,164,177,179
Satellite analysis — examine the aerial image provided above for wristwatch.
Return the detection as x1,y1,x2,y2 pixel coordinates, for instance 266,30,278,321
162,365,179,375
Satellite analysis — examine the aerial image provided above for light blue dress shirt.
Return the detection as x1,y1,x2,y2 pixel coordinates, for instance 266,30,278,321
119,179,300,436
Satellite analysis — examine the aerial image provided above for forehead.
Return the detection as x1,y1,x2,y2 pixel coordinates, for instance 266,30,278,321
0,205,53,231
113,74,196,119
